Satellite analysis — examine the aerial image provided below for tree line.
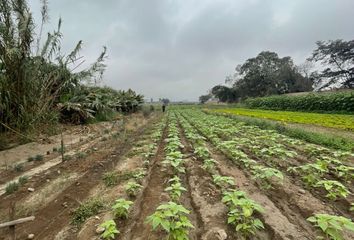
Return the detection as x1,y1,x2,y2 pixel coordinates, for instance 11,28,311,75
200,39,354,103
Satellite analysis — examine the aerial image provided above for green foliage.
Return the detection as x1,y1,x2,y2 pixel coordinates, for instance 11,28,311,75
212,175,235,189
202,158,218,172
27,156,35,162
214,108,354,131
165,177,187,201
100,220,120,239
307,214,354,240
125,181,142,197
71,198,104,225
251,166,283,189
146,201,194,240
222,190,264,237
111,198,133,219
102,172,119,187
18,176,28,185
244,91,354,113
5,181,19,194
315,180,350,200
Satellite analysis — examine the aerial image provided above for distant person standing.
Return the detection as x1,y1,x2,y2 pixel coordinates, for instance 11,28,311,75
160,98,169,113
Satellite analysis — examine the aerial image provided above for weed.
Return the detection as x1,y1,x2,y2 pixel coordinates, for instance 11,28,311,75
71,198,105,225
14,163,24,172
34,154,44,161
18,176,28,185
5,182,19,194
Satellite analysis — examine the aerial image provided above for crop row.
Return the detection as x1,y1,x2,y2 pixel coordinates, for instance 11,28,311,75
177,113,265,238
211,108,354,130
91,119,167,239
145,113,194,239
177,109,354,240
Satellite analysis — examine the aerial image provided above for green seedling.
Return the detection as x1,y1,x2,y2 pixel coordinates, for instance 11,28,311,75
125,181,142,197
165,181,187,201
133,169,146,181
100,220,120,239
212,174,235,189
202,158,218,172
251,166,283,189
112,198,133,219
222,190,264,237
145,201,194,240
307,214,354,240
103,172,119,187
315,180,350,200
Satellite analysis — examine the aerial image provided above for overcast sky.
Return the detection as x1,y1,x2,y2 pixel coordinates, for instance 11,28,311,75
28,0,354,101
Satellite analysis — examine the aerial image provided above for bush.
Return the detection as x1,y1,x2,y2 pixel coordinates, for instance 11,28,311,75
244,91,354,113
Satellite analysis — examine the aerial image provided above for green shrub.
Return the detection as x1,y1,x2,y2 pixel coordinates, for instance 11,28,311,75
18,176,28,185
244,91,354,113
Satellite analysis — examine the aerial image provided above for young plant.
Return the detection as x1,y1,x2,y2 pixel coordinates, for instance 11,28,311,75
112,198,133,219
202,158,218,172
307,214,354,240
315,180,350,200
212,175,235,189
125,181,142,197
14,163,24,172
145,201,194,240
165,180,187,201
100,220,120,239
222,190,264,237
251,166,283,189
133,169,146,182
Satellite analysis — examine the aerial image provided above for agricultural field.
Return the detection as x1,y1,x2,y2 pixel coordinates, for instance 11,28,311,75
1,106,353,240
211,108,354,131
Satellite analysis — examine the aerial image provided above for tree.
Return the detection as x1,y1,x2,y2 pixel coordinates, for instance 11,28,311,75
309,39,354,90
233,51,312,98
199,94,211,104
211,85,238,103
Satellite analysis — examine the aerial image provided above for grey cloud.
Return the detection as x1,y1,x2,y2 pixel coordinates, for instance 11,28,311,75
28,0,354,101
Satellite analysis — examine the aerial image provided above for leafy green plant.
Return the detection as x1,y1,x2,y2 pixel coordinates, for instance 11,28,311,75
125,181,142,197
222,190,264,237
307,214,354,240
133,169,146,182
71,198,105,225
100,220,120,239
212,175,235,189
145,201,194,240
112,198,133,219
251,166,283,189
165,179,187,201
315,180,350,200
202,159,218,172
